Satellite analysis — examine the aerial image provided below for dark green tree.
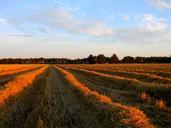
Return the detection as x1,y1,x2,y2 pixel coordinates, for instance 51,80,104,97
87,54,98,64
97,54,106,64
122,56,135,63
110,54,119,63
135,57,145,63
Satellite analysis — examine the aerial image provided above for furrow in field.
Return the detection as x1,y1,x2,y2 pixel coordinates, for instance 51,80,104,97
0,65,41,78
0,65,48,105
0,66,48,128
65,66,171,105
0,65,36,73
67,66,142,82
75,66,171,84
66,67,171,128
0,65,43,89
108,68,171,79
129,70,171,79
25,66,122,128
56,66,155,128
74,64,171,77
1,65,138,128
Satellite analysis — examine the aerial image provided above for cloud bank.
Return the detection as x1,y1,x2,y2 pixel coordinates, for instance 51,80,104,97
151,0,171,9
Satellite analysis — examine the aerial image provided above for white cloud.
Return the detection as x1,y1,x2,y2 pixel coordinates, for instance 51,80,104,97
116,12,131,21
0,8,113,37
53,0,81,12
0,34,118,59
123,16,130,21
113,27,171,44
151,0,171,9
46,9,80,30
141,14,166,31
78,21,113,36
0,17,8,25
107,27,171,57
32,8,113,37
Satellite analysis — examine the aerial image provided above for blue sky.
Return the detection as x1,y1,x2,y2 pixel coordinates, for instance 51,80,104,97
0,0,171,58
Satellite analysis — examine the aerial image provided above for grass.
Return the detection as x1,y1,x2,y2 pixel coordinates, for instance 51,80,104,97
0,64,170,128
156,99,166,110
75,64,171,73
0,66,47,105
56,65,155,128
0,64,41,78
0,67,49,128
139,92,151,103
82,67,171,84
66,65,171,128
67,66,171,104
37,117,45,128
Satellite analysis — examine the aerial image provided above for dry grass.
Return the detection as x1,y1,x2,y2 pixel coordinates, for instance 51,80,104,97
73,64,171,73
37,117,45,128
0,64,37,72
66,66,171,105
0,65,47,105
56,66,155,128
96,67,171,84
0,64,41,77
80,67,171,84
156,99,166,110
68,67,141,83
0,64,170,127
0,64,27,72
139,92,151,103
0,66,49,128
63,64,171,127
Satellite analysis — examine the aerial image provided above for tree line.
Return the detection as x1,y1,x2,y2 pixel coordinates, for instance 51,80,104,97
0,54,171,64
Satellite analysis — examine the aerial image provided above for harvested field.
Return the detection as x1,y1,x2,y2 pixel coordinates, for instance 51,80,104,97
0,64,171,128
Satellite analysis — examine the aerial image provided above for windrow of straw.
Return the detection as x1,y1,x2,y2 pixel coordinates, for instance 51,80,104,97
56,66,155,128
0,65,41,77
0,65,48,105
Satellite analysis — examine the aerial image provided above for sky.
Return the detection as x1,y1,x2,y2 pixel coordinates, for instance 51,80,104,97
0,0,171,59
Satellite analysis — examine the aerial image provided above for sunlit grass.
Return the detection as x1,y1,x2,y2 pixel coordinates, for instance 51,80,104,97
139,92,151,103
56,66,155,128
0,66,47,105
156,99,166,110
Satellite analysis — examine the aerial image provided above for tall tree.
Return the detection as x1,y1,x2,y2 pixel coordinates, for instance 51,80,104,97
87,54,98,64
135,57,145,63
122,56,135,63
110,54,119,63
97,54,106,64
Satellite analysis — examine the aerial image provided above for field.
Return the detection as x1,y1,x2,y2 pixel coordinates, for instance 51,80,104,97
0,64,171,128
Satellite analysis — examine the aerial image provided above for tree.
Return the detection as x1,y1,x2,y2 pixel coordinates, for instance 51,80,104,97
110,54,119,63
135,57,145,63
105,57,111,64
87,54,98,64
97,54,106,64
122,56,135,63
